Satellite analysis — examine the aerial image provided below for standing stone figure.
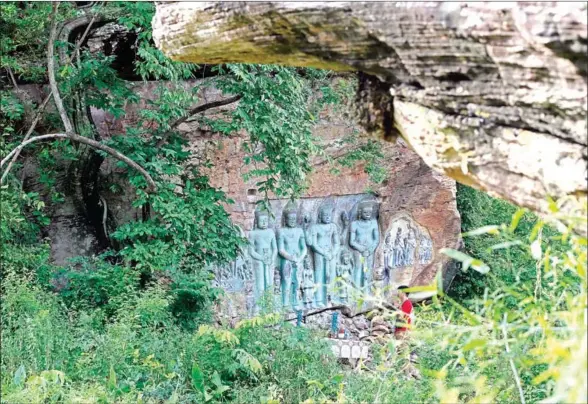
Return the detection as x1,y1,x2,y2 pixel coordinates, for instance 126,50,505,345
248,210,277,309
419,235,433,264
301,255,315,310
302,212,314,247
384,232,393,272
349,202,380,293
391,228,405,268
336,250,353,304
404,227,417,266
339,211,350,246
277,203,307,310
310,205,340,307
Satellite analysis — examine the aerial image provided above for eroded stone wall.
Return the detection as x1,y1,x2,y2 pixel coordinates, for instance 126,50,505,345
19,80,461,312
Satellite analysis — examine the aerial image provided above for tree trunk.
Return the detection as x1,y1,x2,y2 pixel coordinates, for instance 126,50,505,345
152,2,587,219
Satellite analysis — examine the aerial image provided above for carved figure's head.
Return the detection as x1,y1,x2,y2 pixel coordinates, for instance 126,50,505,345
319,205,333,224
284,201,298,227
360,205,373,220
340,211,349,226
303,255,312,270
255,210,269,230
385,233,392,246
303,212,311,225
395,228,402,239
285,212,297,228
340,250,351,265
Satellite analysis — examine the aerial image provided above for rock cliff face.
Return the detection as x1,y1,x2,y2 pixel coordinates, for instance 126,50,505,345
122,81,459,317
152,2,587,228
19,79,460,313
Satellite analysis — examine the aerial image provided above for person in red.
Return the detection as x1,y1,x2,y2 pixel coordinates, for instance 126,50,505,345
394,285,420,378
394,285,414,338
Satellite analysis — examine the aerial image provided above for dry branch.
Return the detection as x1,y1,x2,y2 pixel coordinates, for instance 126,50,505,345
0,3,157,191
152,2,587,217
1,7,101,185
155,94,243,148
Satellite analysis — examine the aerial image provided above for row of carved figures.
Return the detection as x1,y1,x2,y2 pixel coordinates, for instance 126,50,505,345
383,225,433,270
213,202,435,312
248,201,379,310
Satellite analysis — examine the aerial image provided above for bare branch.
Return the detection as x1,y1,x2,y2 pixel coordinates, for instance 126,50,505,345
1,3,156,192
171,94,242,129
1,134,68,169
1,6,100,185
0,95,51,184
5,67,18,89
1,133,157,191
67,133,156,191
48,2,74,134
155,94,242,148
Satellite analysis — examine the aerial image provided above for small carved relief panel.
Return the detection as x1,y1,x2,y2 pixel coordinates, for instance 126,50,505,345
383,215,434,278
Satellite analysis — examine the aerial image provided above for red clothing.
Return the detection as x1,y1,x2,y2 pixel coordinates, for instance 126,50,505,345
395,299,413,334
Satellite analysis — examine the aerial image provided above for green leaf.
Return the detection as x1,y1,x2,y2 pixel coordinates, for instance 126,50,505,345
211,371,222,388
191,362,205,393
509,208,526,233
108,365,117,391
462,338,487,352
488,240,524,250
462,225,500,237
440,248,489,274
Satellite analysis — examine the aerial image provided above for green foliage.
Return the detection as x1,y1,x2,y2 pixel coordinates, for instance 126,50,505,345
51,256,140,317
332,130,387,185
114,1,196,81
59,50,139,119
0,2,75,82
3,3,586,404
108,84,245,272
432,185,587,403
451,184,569,303
210,64,327,200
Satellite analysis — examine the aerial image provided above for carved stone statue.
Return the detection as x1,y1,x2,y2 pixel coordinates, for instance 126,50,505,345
391,228,405,268
277,203,307,310
349,201,380,293
310,205,340,307
301,255,315,310
248,210,277,308
384,232,393,272
335,250,353,304
419,235,433,264
404,227,417,266
302,212,313,247
339,211,350,246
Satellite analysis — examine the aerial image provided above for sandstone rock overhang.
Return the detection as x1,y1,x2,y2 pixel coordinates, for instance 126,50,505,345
152,2,587,222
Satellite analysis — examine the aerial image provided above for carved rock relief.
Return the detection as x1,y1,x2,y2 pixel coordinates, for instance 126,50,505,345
382,214,434,287
212,197,437,317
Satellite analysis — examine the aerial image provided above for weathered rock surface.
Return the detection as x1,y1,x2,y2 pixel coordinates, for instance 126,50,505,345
18,79,461,309
152,2,588,222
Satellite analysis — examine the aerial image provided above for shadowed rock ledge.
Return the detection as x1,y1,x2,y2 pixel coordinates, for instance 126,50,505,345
152,2,587,220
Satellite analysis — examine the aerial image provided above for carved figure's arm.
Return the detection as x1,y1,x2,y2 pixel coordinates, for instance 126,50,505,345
270,234,278,261
332,224,340,258
349,224,365,252
311,229,328,257
277,232,293,261
297,231,308,263
304,227,313,249
248,238,264,261
370,223,380,252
